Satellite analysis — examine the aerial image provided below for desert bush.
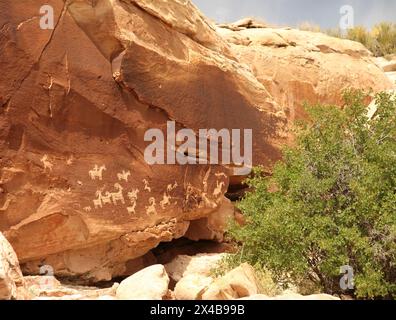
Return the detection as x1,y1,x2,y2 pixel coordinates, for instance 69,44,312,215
227,90,396,299
325,23,396,57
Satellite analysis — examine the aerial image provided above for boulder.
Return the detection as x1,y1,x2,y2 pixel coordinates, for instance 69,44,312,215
201,263,259,300
165,253,225,282
24,275,118,299
0,232,25,299
116,265,169,300
374,56,396,72
174,274,213,300
0,0,281,282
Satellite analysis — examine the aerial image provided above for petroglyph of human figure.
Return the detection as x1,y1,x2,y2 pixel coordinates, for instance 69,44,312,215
143,179,151,192
146,197,157,215
117,170,131,182
213,181,225,198
93,191,103,209
89,164,106,181
127,189,139,214
41,155,53,172
111,183,125,205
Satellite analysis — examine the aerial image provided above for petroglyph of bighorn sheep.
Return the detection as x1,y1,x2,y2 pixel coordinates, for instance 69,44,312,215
83,206,92,212
213,181,225,198
41,155,53,172
143,179,151,192
117,170,131,182
127,205,137,214
146,197,157,215
111,183,125,205
89,165,106,181
127,189,139,201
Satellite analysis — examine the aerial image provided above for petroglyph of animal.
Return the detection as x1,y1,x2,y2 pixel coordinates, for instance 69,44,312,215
213,181,225,198
126,189,139,214
146,197,157,215
127,189,139,201
41,155,53,172
127,205,136,214
111,183,125,205
117,170,131,182
160,193,171,209
167,181,178,192
83,206,92,212
143,179,151,192
89,165,106,181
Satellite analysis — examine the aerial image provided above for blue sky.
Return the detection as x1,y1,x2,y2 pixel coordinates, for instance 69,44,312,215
192,0,396,29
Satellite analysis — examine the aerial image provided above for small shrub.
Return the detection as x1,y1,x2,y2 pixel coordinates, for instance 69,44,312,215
227,90,396,299
325,22,396,57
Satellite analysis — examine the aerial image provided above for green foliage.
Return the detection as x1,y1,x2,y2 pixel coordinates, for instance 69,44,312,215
299,22,396,57
228,90,396,299
327,23,396,57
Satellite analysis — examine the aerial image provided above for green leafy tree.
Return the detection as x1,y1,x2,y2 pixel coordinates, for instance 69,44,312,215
229,91,396,299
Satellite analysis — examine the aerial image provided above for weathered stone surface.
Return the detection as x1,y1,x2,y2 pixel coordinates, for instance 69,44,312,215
185,197,235,242
1,0,261,281
116,264,169,300
219,25,393,121
0,232,25,299
25,274,118,300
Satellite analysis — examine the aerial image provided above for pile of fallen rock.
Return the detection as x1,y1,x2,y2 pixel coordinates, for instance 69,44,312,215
1,232,339,300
